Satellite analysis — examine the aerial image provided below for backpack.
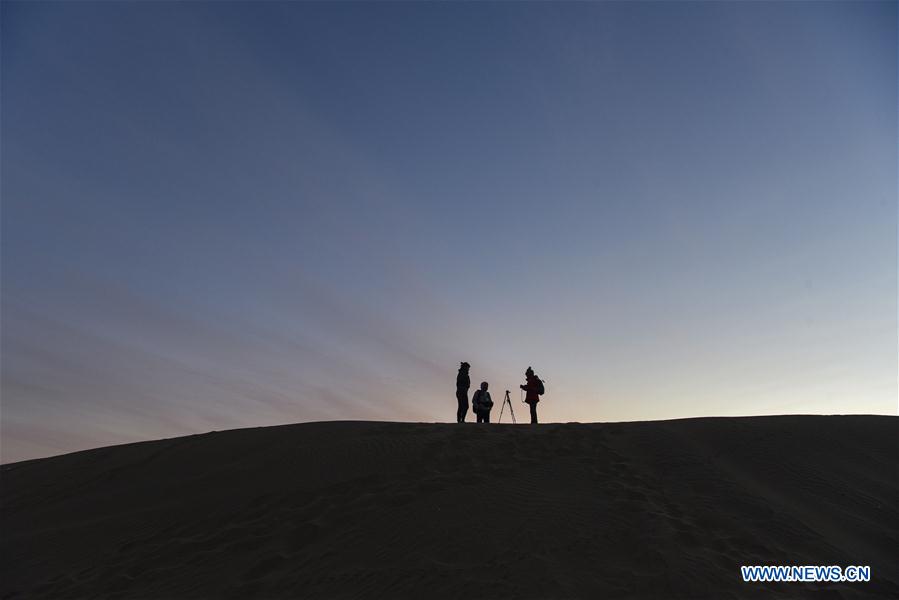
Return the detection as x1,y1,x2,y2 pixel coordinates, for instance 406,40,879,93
536,378,545,395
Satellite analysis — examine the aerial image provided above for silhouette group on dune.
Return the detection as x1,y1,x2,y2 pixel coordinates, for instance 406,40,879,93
455,362,545,424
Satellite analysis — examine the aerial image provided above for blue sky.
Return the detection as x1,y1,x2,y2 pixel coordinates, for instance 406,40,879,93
2,1,896,462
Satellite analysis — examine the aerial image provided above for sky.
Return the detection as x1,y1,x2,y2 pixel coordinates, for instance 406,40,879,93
2,1,896,463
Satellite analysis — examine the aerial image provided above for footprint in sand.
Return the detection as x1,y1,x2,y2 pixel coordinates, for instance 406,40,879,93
417,479,447,493
242,554,287,581
284,521,320,551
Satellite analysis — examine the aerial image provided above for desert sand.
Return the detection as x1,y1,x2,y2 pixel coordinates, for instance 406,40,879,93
2,416,897,599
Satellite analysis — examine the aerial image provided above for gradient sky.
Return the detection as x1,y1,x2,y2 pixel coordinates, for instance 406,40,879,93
2,1,896,463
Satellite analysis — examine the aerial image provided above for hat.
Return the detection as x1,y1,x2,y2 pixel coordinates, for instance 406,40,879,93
460,362,470,369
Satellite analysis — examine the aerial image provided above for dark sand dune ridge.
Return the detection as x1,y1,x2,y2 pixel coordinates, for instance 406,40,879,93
2,416,897,599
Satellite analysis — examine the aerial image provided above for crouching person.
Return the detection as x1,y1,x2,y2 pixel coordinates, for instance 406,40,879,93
472,381,494,423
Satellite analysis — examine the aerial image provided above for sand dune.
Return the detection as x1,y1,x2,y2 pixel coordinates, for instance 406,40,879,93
2,416,897,599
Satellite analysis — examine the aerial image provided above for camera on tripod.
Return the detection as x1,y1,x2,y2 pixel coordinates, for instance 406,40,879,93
498,390,516,424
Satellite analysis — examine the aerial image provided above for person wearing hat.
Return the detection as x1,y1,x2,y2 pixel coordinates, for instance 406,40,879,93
520,366,543,424
456,362,471,423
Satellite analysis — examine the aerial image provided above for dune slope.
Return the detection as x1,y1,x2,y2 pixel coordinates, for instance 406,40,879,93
2,416,898,599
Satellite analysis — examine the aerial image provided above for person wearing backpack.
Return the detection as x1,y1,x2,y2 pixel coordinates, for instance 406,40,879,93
471,381,494,423
520,366,544,424
456,362,471,423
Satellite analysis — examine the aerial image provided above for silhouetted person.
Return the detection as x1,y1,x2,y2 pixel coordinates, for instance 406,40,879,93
456,362,471,423
472,381,494,423
520,366,543,424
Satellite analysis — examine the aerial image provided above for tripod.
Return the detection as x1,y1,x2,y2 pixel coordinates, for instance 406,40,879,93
498,390,517,424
